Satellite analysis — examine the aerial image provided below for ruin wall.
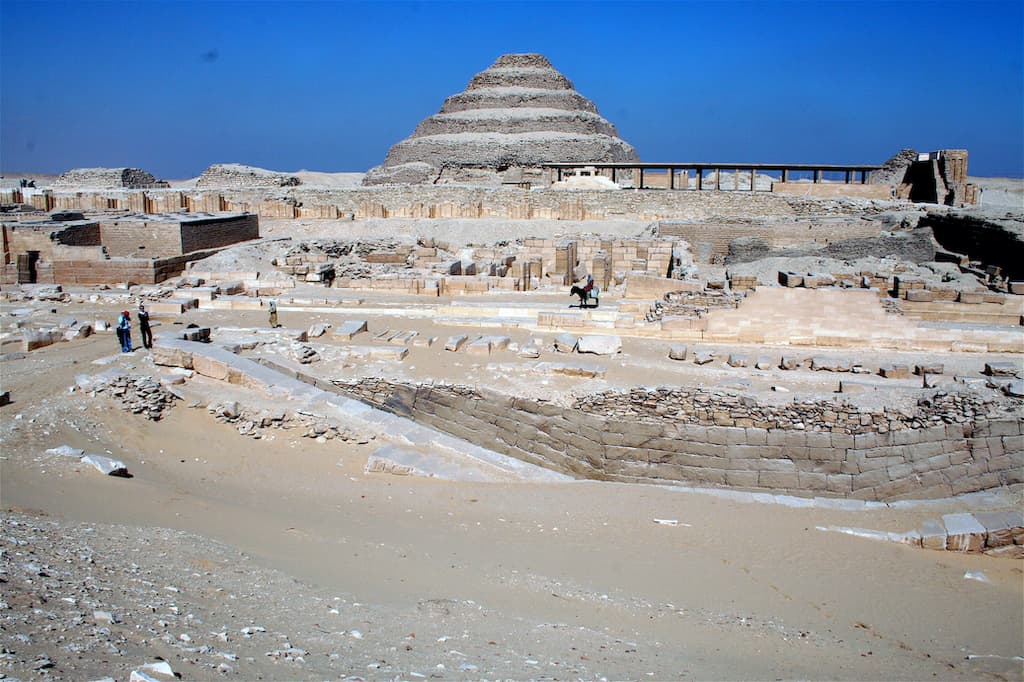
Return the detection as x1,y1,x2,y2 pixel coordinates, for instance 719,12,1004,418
99,220,184,257
332,379,1023,502
1,222,102,263
33,186,892,224
658,220,885,261
179,214,259,254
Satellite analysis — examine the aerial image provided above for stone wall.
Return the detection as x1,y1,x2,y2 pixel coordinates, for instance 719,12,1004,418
771,182,892,200
40,186,891,224
179,214,259,253
99,219,184,257
333,379,1023,501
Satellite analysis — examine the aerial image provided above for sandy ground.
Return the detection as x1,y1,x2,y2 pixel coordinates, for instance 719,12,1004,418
1,290,1023,681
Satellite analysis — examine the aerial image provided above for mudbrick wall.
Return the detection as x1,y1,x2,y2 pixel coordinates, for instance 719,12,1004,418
334,379,1023,501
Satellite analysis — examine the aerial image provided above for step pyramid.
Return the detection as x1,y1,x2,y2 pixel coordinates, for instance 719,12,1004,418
364,53,639,185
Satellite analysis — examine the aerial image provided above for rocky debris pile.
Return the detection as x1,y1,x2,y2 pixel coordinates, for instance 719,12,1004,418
574,386,1019,434
294,344,320,364
870,149,919,186
52,167,165,189
89,374,178,421
204,400,370,443
195,163,300,188
648,289,747,321
364,53,638,185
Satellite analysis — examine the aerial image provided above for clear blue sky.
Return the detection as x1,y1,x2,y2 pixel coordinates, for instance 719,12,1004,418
2,0,1022,178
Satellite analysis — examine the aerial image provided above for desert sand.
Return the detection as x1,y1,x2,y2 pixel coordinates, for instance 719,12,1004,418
1,283,1022,681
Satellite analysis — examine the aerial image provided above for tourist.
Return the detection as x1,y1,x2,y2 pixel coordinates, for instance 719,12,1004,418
117,310,133,352
137,303,152,349
268,299,280,328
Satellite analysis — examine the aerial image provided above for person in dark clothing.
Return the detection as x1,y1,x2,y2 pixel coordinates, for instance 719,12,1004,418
137,303,152,349
117,310,133,352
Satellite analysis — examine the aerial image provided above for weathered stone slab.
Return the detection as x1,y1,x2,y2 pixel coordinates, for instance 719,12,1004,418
553,333,578,353
942,513,986,552
576,335,621,356
985,361,1019,377
63,323,93,341
779,356,801,370
905,289,934,302
519,338,543,358
182,327,211,342
811,356,851,372
668,344,687,361
537,362,606,378
334,320,368,340
81,454,128,476
914,362,944,375
973,511,1024,548
22,329,63,352
46,445,84,458
839,381,870,393
918,519,947,550
307,322,332,338
754,355,773,370
349,345,409,361
411,336,436,348
879,364,910,379
151,345,194,369
727,354,749,368
1004,380,1024,398
778,271,803,287
444,334,468,352
693,350,715,365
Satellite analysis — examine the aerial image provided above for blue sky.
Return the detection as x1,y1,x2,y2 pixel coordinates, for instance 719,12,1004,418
2,0,1022,178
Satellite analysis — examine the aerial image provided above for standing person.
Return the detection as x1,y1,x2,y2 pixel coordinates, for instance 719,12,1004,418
268,299,280,328
137,302,152,349
117,310,133,352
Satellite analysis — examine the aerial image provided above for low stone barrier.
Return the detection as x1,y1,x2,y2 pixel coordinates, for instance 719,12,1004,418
334,379,1023,502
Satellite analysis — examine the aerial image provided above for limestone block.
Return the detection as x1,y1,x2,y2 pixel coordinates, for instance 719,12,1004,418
348,345,409,361
307,323,332,338
811,356,851,372
151,345,193,369
335,320,368,341
879,364,910,379
668,344,687,361
519,339,543,358
754,356,773,370
1009,281,1024,295
778,271,803,287
80,454,128,477
63,323,93,341
919,519,947,550
553,333,578,353
942,513,986,552
779,356,801,370
444,334,468,352
1004,381,1024,398
182,327,211,343
905,289,934,302
973,511,1024,548
22,329,62,351
727,354,749,368
693,350,715,365
985,361,1019,377
538,362,606,378
576,335,621,356
148,301,185,315
466,337,493,355
914,362,944,375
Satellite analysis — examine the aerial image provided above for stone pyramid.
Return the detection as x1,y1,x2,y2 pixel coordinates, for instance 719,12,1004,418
363,53,639,185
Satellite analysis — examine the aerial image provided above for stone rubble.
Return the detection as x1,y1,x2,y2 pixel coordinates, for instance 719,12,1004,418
86,374,178,421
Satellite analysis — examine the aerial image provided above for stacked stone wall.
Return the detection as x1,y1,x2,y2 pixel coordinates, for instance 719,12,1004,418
99,220,183,257
179,214,259,253
333,379,1023,501
44,186,889,225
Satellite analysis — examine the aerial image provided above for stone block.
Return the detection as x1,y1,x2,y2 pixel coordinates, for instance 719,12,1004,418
725,470,759,487
151,345,193,369
758,470,799,488
942,513,986,552
779,356,802,370
192,354,230,380
576,335,621,356
985,361,1020,377
444,334,468,352
778,271,803,287
878,364,910,379
905,289,934,302
553,333,578,353
919,519,947,550
811,356,851,372
668,344,687,361
693,350,715,365
754,356,773,370
826,474,853,493
1009,281,1024,295
974,511,1024,548
22,329,62,352
182,327,211,342
80,454,128,476
335,319,368,337
727,354,749,368
914,362,944,375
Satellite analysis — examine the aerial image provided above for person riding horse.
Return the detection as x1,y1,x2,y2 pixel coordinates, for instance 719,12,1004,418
570,272,599,308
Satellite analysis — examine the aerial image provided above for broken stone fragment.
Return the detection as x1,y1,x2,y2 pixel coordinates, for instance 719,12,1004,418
45,445,84,458
985,361,1019,377
553,333,578,353
668,344,687,361
693,350,715,365
726,354,748,368
811,356,851,372
307,322,333,338
878,364,910,379
576,335,621,355
444,334,468,352
80,454,129,477
779,356,801,370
